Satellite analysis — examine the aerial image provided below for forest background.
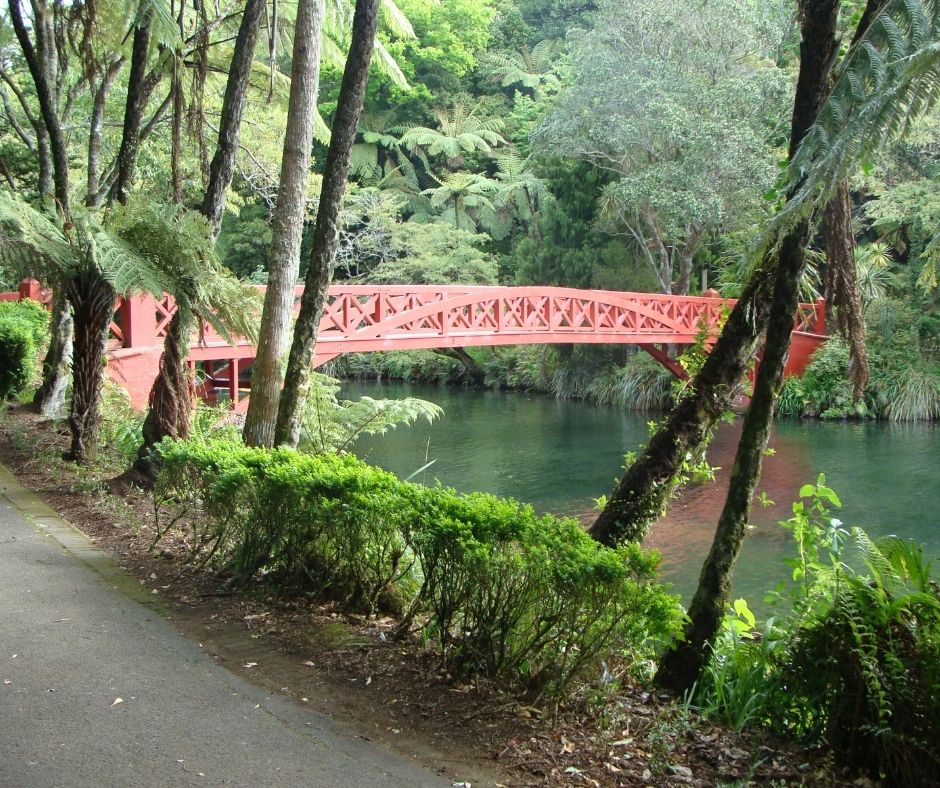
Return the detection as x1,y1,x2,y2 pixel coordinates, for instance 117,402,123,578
2,0,937,421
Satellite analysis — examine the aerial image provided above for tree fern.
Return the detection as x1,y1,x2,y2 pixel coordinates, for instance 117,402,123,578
301,372,442,454
764,0,940,251
108,196,262,343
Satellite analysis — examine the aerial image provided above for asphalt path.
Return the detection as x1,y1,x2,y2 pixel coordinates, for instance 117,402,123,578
0,467,453,788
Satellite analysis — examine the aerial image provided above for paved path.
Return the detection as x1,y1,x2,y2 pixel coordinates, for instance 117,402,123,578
0,467,453,788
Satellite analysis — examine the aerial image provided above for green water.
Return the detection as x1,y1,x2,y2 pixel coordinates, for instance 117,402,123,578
346,381,940,604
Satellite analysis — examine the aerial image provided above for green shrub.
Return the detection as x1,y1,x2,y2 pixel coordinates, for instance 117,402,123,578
799,338,868,419
693,477,940,785
401,485,681,696
774,375,805,417
0,300,47,400
154,438,683,698
0,298,48,345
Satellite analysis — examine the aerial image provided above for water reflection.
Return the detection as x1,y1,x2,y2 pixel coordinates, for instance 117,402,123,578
347,381,940,604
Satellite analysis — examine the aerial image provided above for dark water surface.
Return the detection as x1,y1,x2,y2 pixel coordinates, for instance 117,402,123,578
346,381,940,604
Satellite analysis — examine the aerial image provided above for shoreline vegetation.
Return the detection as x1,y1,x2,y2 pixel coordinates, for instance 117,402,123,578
0,404,836,787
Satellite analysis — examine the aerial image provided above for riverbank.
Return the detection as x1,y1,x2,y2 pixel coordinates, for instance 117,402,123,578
0,404,840,787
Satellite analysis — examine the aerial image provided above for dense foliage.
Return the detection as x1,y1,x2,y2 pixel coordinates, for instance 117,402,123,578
154,437,683,697
0,298,47,400
691,477,940,784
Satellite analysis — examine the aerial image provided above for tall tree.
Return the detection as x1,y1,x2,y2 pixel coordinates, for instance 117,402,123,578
133,0,269,476
109,15,153,205
243,0,326,448
8,0,69,215
590,0,940,546
275,0,380,448
535,0,791,294
200,0,267,238
654,0,844,693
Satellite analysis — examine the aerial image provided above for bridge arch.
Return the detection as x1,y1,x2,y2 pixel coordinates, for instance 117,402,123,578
1,280,826,409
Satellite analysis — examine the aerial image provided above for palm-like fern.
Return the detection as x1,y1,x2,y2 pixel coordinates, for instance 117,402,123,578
107,196,261,469
419,171,503,236
492,149,546,228
109,197,261,344
398,103,507,170
479,40,561,98
855,241,899,301
765,0,940,249
350,110,418,185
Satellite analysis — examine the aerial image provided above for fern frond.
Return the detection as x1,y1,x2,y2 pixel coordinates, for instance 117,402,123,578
762,0,940,251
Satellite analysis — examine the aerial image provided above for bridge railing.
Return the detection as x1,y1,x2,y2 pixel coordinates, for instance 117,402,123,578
0,279,827,349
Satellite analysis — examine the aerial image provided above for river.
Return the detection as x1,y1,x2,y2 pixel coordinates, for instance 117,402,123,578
345,380,940,606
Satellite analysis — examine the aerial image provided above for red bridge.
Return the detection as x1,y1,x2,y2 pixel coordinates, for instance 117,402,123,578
6,281,827,410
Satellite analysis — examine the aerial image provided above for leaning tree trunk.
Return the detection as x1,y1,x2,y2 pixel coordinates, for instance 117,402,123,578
243,0,325,448
200,0,266,238
275,0,380,448
654,0,844,695
33,290,73,418
64,273,116,463
823,180,869,399
433,347,486,385
588,263,776,545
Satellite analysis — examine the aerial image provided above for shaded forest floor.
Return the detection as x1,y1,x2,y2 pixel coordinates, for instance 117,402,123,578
0,405,859,787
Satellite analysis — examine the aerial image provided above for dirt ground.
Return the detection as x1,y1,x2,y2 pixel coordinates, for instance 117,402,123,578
0,406,856,787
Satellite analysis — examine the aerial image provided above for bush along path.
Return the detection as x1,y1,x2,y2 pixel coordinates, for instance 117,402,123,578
0,405,845,786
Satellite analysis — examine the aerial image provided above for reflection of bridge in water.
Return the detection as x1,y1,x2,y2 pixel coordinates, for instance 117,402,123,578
5,280,828,410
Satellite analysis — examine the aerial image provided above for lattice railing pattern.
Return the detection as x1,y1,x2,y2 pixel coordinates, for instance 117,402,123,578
316,286,734,342
105,285,825,351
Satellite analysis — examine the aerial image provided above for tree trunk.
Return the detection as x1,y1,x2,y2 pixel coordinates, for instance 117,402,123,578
275,0,380,448
9,0,69,214
200,0,266,238
37,125,53,198
243,0,325,448
433,347,486,385
33,290,73,418
654,0,843,695
63,273,115,463
588,264,774,545
823,180,868,398
126,0,268,480
109,19,152,204
86,57,123,205
171,60,184,204
133,307,195,478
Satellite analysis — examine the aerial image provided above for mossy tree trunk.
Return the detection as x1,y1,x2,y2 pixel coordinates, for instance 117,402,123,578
275,0,380,448
588,264,775,545
63,272,115,463
133,306,196,477
655,0,846,695
824,180,869,398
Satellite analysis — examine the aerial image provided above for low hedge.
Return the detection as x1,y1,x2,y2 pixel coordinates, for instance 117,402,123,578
155,439,683,697
0,299,48,400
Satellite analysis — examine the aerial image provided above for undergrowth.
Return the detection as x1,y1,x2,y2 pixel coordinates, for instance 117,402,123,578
690,475,940,785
